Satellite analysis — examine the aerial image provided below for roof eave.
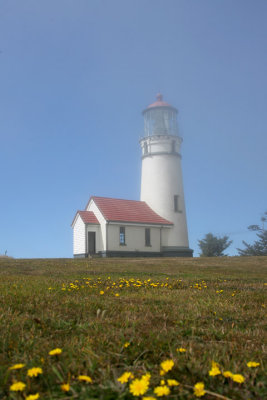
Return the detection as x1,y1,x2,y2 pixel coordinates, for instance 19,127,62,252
71,211,80,228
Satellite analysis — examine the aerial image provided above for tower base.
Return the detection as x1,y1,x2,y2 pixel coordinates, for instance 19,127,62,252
161,246,193,257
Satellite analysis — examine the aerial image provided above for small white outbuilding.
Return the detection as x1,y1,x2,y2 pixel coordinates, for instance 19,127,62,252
71,196,176,257
72,95,193,257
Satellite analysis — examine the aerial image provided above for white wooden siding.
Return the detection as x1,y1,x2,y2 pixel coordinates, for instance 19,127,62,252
86,200,106,251
107,224,162,252
73,215,86,255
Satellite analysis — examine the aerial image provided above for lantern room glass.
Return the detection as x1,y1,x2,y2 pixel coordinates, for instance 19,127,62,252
144,108,178,137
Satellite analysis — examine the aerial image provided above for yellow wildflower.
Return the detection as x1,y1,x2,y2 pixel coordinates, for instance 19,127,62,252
177,347,186,353
247,361,260,368
27,367,43,377
99,290,104,295
141,373,151,382
117,371,134,384
124,342,130,348
129,377,149,396
78,375,92,383
232,374,245,383
159,369,166,376
211,360,219,368
115,293,120,297
223,371,233,378
209,361,221,376
209,366,221,376
26,394,39,400
160,379,165,385
167,379,179,386
160,359,174,373
61,383,70,392
9,381,26,391
154,385,170,397
142,397,156,400
194,382,205,397
9,363,25,370
49,348,62,356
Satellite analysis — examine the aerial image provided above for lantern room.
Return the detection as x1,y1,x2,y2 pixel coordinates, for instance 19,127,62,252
142,93,178,137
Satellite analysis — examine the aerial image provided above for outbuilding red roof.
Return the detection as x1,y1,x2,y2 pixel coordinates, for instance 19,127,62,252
90,196,173,225
72,210,100,226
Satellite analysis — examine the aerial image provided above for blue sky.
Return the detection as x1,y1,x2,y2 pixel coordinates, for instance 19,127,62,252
0,0,266,258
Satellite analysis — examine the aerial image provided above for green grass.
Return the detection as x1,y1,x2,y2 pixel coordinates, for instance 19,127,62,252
0,256,266,400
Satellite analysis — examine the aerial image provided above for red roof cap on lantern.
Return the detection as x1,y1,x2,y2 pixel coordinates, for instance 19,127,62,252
144,93,177,112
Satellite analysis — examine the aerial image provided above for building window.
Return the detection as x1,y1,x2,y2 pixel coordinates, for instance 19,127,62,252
174,195,179,212
145,228,151,246
120,227,126,245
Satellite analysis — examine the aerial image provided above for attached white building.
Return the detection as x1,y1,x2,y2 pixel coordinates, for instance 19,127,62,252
71,196,174,257
72,95,193,257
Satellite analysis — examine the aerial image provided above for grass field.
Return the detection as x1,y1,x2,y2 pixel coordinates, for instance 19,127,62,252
0,256,266,400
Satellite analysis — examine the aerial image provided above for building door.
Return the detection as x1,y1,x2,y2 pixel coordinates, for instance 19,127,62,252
88,232,96,255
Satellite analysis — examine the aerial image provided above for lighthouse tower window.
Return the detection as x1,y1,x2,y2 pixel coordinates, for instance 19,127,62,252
174,195,180,212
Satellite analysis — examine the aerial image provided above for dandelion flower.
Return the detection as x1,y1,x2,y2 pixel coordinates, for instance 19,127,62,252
223,371,233,378
9,363,25,370
142,397,156,400
61,383,70,392
160,379,165,385
177,347,186,353
78,375,92,383
10,381,26,392
232,374,245,383
26,394,39,400
160,359,174,373
129,377,149,396
209,366,221,376
209,361,221,376
167,379,179,386
49,348,62,356
27,367,43,377
124,342,130,348
154,385,170,397
247,361,260,368
194,382,205,397
141,373,151,383
115,293,120,297
117,371,134,384
99,290,104,295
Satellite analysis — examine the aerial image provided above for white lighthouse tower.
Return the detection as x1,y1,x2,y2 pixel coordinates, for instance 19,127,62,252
140,94,193,257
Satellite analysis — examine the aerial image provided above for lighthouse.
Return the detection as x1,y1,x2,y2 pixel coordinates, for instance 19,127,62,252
72,94,193,258
140,94,193,257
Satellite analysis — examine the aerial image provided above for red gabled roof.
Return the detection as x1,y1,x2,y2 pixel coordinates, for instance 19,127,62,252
72,210,100,226
89,196,173,225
